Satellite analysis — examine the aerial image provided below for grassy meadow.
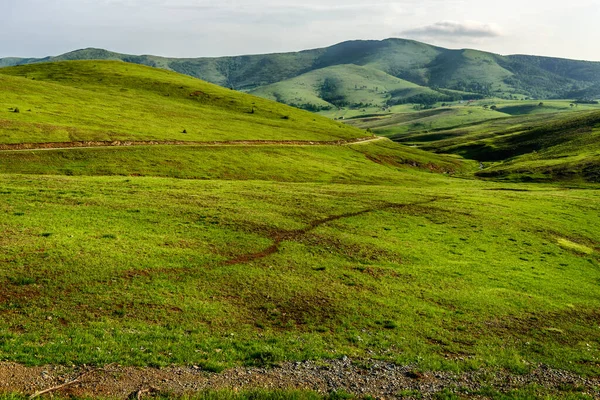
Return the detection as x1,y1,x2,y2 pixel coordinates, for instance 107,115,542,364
342,100,600,184
0,60,599,399
344,100,600,138
0,61,363,143
1,174,599,375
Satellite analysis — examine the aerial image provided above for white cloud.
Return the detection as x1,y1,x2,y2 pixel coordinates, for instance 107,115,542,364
401,20,503,42
1,1,599,61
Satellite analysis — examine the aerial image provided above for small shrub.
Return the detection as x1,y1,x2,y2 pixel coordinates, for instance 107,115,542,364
434,389,461,400
246,350,282,367
326,391,354,400
383,320,398,329
113,309,126,317
9,277,36,286
196,361,226,373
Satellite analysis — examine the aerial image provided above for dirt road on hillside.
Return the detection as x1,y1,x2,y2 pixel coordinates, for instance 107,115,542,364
0,136,385,152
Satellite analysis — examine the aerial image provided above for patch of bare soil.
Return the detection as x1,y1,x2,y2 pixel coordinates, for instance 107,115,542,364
1,358,598,399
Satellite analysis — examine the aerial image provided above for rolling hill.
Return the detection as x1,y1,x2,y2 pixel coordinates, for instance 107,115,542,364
249,64,440,111
3,38,600,112
0,60,467,178
1,60,599,399
0,61,362,144
376,106,600,183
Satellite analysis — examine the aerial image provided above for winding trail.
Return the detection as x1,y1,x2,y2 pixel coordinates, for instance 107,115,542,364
224,198,441,266
0,136,385,152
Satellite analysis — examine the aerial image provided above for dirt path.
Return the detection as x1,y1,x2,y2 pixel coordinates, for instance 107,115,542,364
0,136,385,152
2,358,598,399
224,198,439,266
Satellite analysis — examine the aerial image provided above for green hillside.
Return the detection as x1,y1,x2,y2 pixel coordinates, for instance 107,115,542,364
386,107,600,183
0,61,366,143
4,38,600,107
250,64,439,111
1,60,599,399
0,61,468,176
427,50,513,94
352,99,600,136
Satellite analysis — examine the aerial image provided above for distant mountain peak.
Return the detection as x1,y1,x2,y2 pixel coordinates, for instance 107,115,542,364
2,39,600,100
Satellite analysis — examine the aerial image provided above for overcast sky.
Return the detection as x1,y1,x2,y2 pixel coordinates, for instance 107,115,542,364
2,0,599,61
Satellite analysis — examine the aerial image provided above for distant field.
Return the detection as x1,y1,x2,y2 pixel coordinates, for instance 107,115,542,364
345,106,509,137
336,99,600,183
344,99,600,138
384,109,600,183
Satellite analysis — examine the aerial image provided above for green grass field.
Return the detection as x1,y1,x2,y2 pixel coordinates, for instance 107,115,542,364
0,61,364,143
0,141,469,181
0,60,599,399
345,106,509,136
1,173,599,374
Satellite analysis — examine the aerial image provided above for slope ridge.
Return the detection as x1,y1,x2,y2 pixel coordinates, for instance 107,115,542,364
388,109,600,182
0,60,468,181
249,64,439,111
0,60,365,143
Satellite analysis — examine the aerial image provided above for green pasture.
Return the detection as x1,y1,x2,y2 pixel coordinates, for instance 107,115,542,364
0,61,363,144
1,174,598,375
0,60,598,396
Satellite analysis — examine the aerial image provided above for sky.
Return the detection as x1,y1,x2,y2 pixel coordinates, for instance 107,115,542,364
1,0,599,61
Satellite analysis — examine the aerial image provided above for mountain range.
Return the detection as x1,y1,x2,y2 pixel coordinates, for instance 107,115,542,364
3,38,600,111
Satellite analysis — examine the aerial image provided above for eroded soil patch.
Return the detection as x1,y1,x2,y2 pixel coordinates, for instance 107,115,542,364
1,359,599,399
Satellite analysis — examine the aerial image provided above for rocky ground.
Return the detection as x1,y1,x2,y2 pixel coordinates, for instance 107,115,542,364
1,358,599,399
